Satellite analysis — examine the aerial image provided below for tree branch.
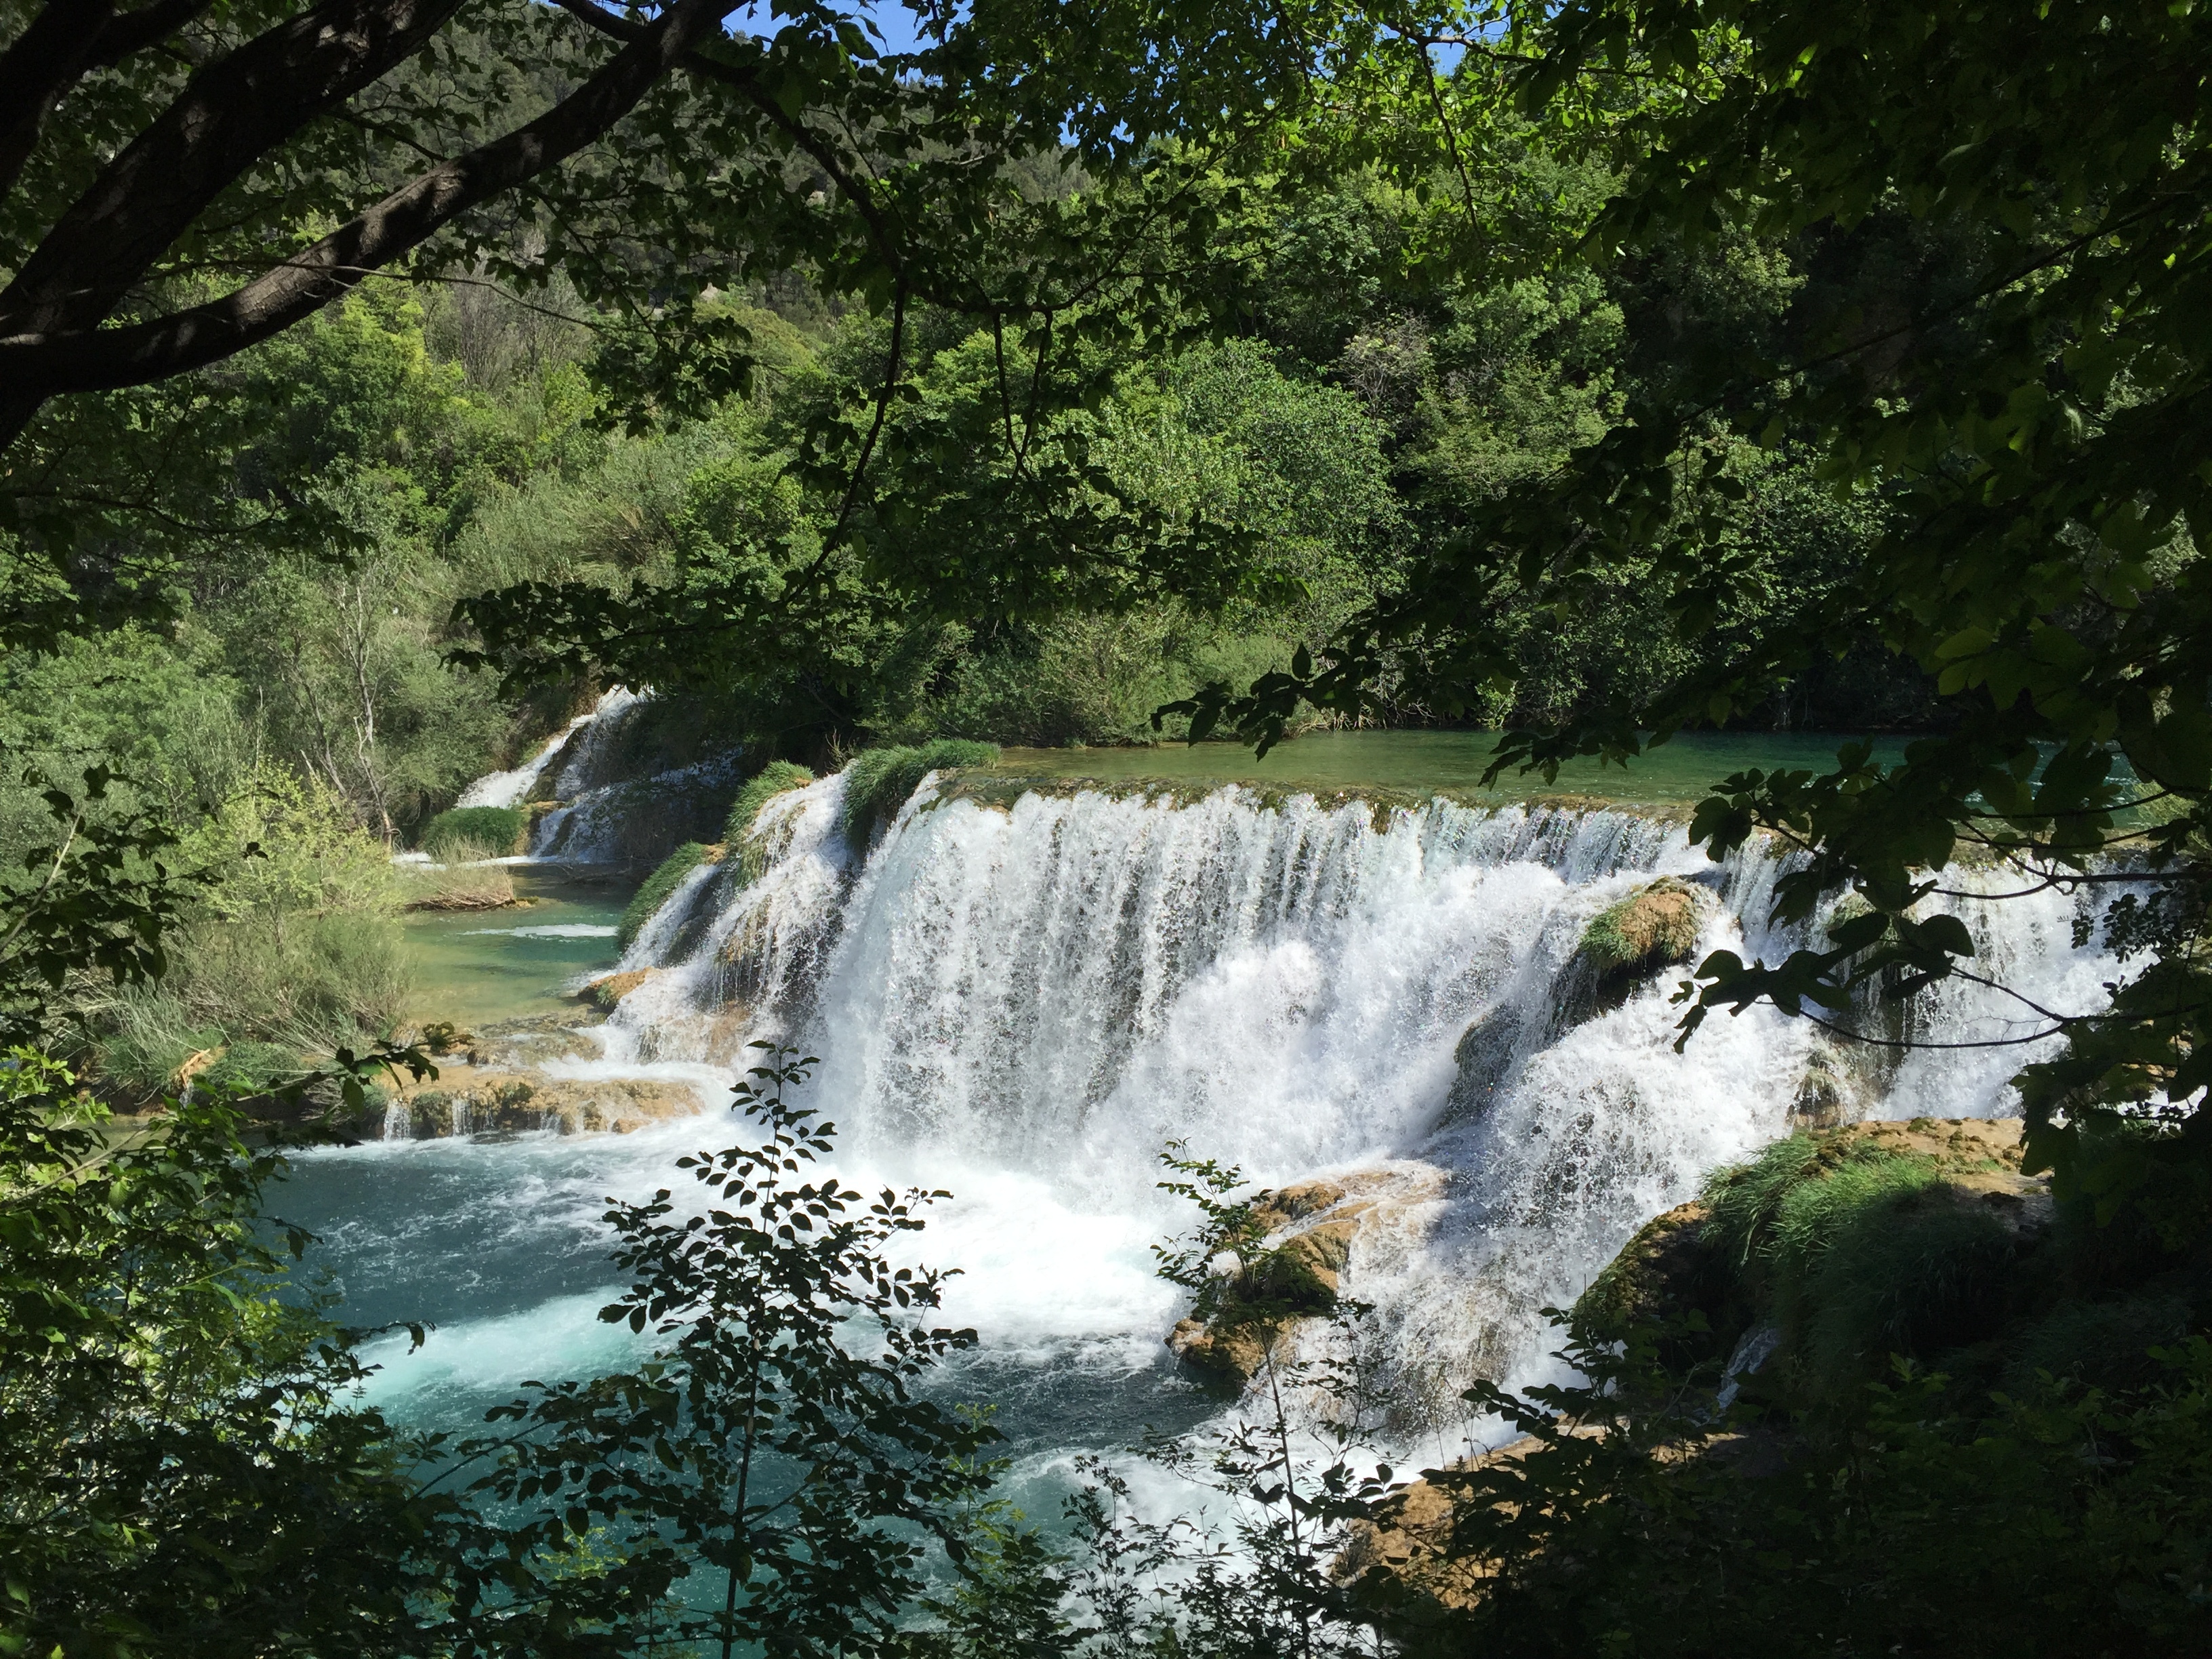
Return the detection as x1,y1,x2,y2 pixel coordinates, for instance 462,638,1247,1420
546,0,910,277
0,0,732,422
0,0,118,200
0,0,473,344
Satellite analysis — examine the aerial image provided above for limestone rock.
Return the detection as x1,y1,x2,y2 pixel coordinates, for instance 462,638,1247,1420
1165,1165,1448,1390
1580,876,1711,975
583,968,655,1012
1440,1004,1524,1130
1334,1433,1570,1608
457,1012,604,1070
396,1066,701,1138
1791,1036,1853,1126
1166,1317,1273,1388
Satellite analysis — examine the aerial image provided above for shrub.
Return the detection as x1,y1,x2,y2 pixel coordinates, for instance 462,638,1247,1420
89,771,411,1098
396,840,517,909
196,1042,304,1099
837,740,998,843
420,805,527,857
619,842,708,950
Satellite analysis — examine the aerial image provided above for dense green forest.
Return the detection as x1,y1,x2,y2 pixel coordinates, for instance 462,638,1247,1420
3,0,2210,1652
0,125,1925,1097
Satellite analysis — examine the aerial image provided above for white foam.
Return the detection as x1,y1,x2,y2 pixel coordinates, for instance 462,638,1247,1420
453,688,636,810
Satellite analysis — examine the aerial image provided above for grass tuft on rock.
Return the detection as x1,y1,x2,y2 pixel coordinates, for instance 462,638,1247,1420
724,761,814,880
1580,876,1708,975
838,740,999,844
1698,1128,2029,1396
421,805,528,858
397,839,517,909
619,842,708,950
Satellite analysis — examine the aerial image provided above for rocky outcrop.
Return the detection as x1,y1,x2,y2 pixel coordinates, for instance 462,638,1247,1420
1334,1429,1610,1609
394,1065,702,1137
583,968,657,1011
409,1012,605,1071
1570,1116,2047,1403
1166,1167,1448,1390
1579,876,1710,977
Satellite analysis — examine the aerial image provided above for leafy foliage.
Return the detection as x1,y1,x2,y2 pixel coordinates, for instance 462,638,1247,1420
0,1054,468,1659
1149,0,2212,1237
460,1045,1000,1657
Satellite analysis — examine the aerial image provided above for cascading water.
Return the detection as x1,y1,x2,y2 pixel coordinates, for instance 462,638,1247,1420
451,687,745,865
456,687,639,811
589,769,2121,1427
299,726,2131,1504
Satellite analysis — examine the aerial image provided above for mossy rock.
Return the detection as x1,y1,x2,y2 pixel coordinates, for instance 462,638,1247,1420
839,740,1000,843
618,842,709,949
1687,1119,2049,1401
1546,877,1717,1032
1574,1201,1750,1378
586,969,655,1011
1441,1004,1525,1130
1247,1223,1353,1315
1792,1036,1853,1126
399,1069,698,1138
1166,1316,1274,1390
1580,876,1710,976
724,761,815,875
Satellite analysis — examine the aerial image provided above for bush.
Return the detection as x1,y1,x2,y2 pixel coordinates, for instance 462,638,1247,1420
619,842,709,950
395,840,517,910
420,805,527,857
196,1042,304,1098
89,772,410,1097
838,740,998,844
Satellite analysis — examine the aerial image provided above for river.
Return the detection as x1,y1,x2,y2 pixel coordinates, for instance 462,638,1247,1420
274,722,2114,1520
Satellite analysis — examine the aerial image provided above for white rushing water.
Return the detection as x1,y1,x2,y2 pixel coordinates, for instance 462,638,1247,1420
455,688,640,810
561,767,2123,1432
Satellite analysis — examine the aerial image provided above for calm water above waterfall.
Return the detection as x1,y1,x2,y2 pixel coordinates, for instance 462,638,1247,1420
987,729,1907,802
276,723,2123,1506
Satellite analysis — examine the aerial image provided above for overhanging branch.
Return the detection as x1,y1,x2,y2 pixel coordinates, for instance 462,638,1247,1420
0,0,731,407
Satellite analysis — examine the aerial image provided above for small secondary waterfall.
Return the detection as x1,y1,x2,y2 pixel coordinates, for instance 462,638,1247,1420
598,769,2123,1420
455,687,742,863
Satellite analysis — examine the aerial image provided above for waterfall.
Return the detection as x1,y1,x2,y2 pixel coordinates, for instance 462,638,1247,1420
448,687,743,865
455,687,636,810
601,771,2123,1421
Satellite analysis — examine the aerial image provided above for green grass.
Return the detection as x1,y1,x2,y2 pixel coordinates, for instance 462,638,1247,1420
838,740,999,844
421,805,528,857
619,842,709,949
725,760,815,841
1701,1134,2018,1394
